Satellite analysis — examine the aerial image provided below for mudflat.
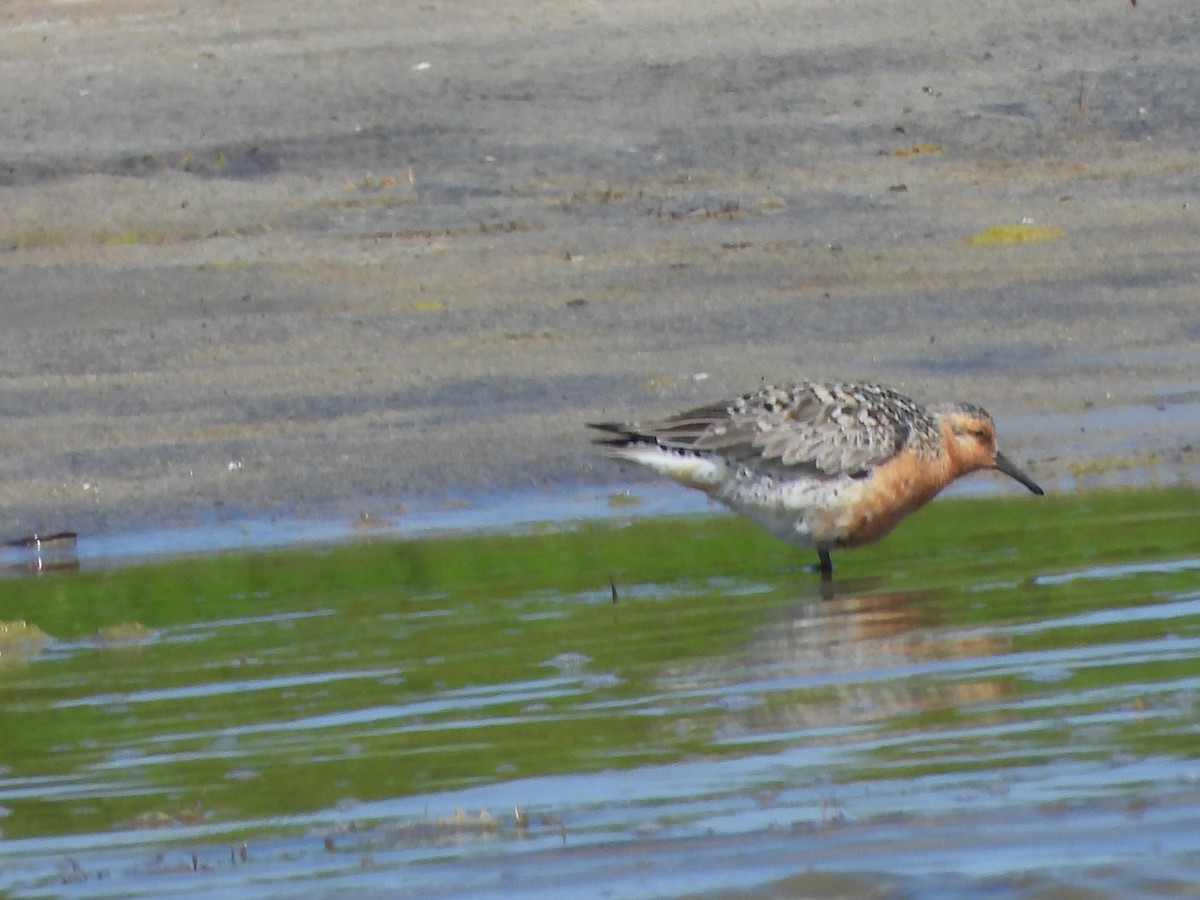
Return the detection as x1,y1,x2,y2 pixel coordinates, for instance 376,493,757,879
0,0,1197,535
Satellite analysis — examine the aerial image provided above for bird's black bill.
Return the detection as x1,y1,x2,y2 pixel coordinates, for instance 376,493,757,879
994,451,1044,495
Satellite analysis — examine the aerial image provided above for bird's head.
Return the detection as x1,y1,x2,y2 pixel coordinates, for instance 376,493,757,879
932,403,1044,495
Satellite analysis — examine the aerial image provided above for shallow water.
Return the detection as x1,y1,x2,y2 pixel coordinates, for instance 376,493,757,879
1,487,1199,897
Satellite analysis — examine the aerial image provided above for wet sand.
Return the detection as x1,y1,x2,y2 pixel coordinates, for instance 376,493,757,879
0,0,1197,536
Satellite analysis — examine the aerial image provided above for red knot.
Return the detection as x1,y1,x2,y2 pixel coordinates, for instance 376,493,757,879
589,381,1043,575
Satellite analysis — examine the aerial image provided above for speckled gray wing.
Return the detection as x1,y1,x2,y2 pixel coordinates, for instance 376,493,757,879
618,382,933,478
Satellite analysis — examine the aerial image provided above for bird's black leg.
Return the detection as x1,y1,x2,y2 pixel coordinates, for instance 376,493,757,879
816,549,833,579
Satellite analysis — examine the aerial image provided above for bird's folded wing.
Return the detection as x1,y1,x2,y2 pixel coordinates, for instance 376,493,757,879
657,385,912,477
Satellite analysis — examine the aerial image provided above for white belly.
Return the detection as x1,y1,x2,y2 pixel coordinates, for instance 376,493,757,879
608,444,869,549
716,470,869,549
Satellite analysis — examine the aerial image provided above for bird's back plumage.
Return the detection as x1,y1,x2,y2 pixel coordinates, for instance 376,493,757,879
591,381,941,475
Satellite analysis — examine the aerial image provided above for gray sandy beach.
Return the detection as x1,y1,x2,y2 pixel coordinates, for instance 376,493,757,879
0,0,1197,537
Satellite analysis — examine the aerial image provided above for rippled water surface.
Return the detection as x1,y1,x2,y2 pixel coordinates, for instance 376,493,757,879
2,487,1200,897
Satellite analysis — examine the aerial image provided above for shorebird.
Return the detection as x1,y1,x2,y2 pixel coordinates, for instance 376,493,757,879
589,381,1043,575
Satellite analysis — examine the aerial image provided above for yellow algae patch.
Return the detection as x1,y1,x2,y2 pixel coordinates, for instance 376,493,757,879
641,374,684,392
891,143,944,157
0,620,49,666
607,491,642,508
1068,452,1159,478
0,619,48,648
410,299,446,311
966,224,1065,246
92,621,155,645
125,800,208,830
